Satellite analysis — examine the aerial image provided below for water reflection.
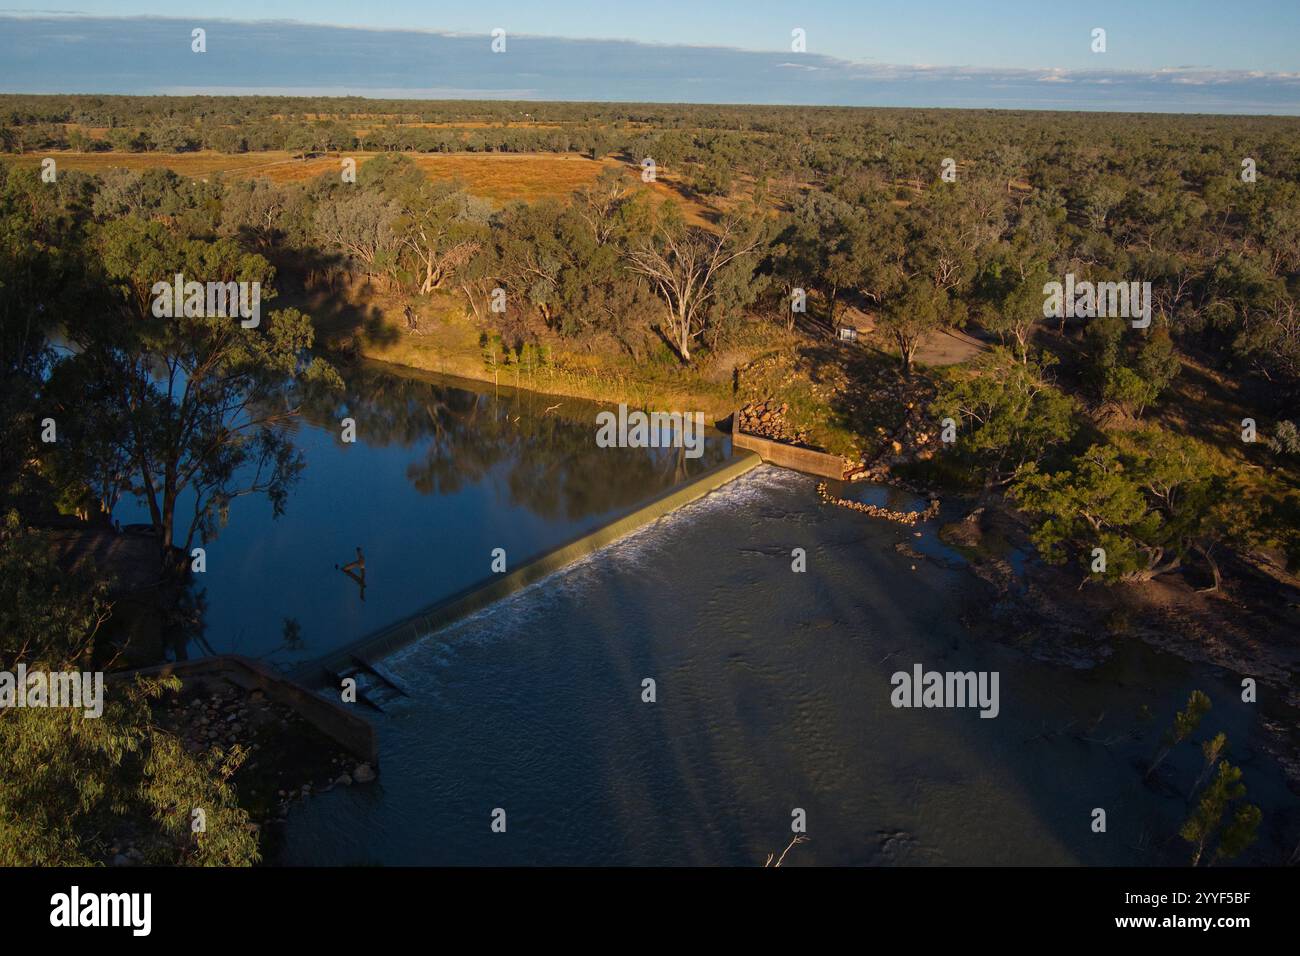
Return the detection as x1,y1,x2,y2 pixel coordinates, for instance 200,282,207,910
300,363,725,519
119,360,730,665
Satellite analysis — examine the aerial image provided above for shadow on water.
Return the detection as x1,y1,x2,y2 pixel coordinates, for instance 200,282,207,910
279,467,1298,866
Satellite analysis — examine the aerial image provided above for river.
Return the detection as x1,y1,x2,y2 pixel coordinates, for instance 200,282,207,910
116,361,731,666
271,459,1296,866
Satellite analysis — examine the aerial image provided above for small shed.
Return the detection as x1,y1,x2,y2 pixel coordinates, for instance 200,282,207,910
836,307,875,343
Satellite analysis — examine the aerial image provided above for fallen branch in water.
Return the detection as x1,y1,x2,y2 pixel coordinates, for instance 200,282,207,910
764,835,809,868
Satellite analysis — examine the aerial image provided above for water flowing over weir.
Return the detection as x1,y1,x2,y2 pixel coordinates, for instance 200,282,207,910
281,466,1296,867
294,451,763,686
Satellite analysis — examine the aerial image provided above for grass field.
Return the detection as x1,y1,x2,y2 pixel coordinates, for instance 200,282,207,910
8,149,715,218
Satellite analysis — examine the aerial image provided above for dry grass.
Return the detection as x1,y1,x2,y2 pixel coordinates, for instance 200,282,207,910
354,121,565,133
406,153,608,202
8,149,719,219
6,149,607,200
7,150,294,179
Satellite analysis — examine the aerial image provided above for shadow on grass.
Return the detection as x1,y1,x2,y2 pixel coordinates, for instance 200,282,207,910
795,338,921,459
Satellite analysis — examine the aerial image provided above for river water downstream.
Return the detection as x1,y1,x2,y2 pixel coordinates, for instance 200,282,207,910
278,464,1296,866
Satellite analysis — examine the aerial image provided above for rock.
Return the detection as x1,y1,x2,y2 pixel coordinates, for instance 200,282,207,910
335,773,353,786
353,763,376,784
111,854,130,867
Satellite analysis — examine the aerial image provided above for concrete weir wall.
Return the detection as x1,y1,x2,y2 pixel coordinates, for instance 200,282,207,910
730,412,848,480
298,450,763,685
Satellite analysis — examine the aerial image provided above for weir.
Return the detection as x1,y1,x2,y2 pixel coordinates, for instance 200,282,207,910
293,450,762,686
728,410,848,479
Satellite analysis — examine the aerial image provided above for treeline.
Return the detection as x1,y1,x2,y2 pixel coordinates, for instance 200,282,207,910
5,94,1300,199
4,95,1300,585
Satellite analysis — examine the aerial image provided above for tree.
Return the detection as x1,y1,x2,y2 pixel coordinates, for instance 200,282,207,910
1190,731,1227,800
1012,431,1233,585
387,173,491,294
1268,420,1299,458
312,189,402,285
978,261,1053,361
79,220,340,575
1088,320,1181,417
1146,690,1210,780
879,277,958,375
219,178,294,251
1180,761,1261,866
0,514,258,866
691,155,732,196
148,121,196,153
572,167,650,248
0,676,259,865
625,213,763,363
0,164,98,498
931,347,1077,488
0,512,107,668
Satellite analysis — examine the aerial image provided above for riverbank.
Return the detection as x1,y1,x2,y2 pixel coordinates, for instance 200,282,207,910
295,281,938,463
940,499,1300,792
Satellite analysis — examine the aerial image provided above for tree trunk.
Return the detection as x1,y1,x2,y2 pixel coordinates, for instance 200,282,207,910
1195,544,1222,593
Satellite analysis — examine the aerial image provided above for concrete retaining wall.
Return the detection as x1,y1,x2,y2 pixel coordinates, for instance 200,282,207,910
296,450,763,685
112,655,378,764
731,412,848,479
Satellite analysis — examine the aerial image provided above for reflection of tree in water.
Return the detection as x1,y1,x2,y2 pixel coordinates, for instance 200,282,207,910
301,365,728,522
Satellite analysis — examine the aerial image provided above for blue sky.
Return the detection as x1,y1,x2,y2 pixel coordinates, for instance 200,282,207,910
5,0,1299,71
2,4,1298,112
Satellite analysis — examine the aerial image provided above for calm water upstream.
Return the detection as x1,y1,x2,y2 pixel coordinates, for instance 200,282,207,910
280,466,1297,866
116,361,731,666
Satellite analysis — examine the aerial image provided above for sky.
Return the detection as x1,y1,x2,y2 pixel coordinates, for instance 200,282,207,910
1,2,1298,112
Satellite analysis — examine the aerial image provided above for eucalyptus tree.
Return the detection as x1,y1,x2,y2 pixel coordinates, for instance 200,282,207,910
68,218,340,575
625,209,765,363
1011,431,1237,586
931,347,1077,489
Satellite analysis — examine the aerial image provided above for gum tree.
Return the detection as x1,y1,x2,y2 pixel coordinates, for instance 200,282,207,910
0,515,258,865
1181,761,1261,866
626,210,764,363
1011,431,1236,585
931,347,1077,489
63,218,340,576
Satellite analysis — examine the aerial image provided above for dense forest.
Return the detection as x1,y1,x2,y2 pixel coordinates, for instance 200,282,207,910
2,94,1299,863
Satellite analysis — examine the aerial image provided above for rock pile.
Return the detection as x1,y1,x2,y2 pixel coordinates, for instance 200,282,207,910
816,482,940,526
846,402,939,481
132,678,377,864
737,399,812,446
